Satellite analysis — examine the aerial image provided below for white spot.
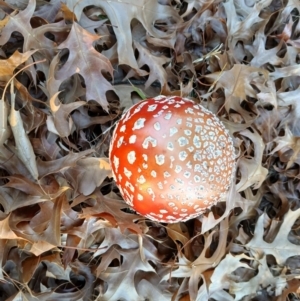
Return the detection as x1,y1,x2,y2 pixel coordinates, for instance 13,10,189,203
120,125,126,132
185,107,194,114
137,194,143,201
118,174,122,182
184,129,192,135
147,104,158,111
194,175,201,182
142,136,157,148
166,216,177,220
178,137,189,146
147,188,155,200
142,154,148,161
195,125,203,133
175,178,184,185
184,171,191,178
117,136,124,148
142,163,148,169
163,171,171,178
167,142,174,151
124,167,132,179
179,213,188,217
179,151,188,161
164,112,172,120
181,208,188,212
133,118,146,130
186,161,192,169
153,110,164,117
151,170,157,177
170,127,178,136
127,151,136,164
155,154,165,165
137,175,146,184
186,122,192,127
193,135,201,148
160,209,168,214
158,182,164,189
154,95,165,100
176,118,182,124
168,202,175,207
113,156,119,172
154,122,161,131
125,181,135,192
175,165,182,173
194,164,202,172
129,135,137,144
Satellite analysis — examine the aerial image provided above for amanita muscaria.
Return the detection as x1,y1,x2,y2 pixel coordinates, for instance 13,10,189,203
109,95,236,223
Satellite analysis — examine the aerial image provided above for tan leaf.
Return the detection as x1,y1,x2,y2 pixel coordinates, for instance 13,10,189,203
8,83,39,180
47,91,85,137
236,129,268,191
205,65,269,122
55,22,113,110
63,0,180,71
246,209,300,264
64,157,112,196
126,41,170,89
98,248,155,301
0,50,37,83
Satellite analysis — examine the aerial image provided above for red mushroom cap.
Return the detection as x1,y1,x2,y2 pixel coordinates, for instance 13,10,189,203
109,95,235,223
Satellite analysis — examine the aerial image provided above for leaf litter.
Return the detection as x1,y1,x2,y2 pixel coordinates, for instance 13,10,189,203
0,0,300,300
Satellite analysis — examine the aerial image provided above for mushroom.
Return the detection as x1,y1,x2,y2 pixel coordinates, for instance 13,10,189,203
109,95,235,223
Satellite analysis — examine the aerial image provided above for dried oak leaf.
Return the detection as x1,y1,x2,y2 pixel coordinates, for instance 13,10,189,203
270,126,300,169
163,219,229,300
0,50,37,83
78,191,143,234
98,248,156,301
4,174,69,200
62,0,180,71
223,0,268,46
276,85,300,137
0,0,69,71
236,129,268,192
9,194,64,251
245,27,284,67
37,149,94,178
246,208,300,265
55,22,113,111
34,0,61,23
0,186,49,215
209,253,287,300
125,41,170,90
46,91,86,137
205,65,269,122
63,157,112,196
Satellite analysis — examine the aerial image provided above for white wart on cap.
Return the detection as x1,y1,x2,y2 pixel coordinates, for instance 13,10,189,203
109,95,236,223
